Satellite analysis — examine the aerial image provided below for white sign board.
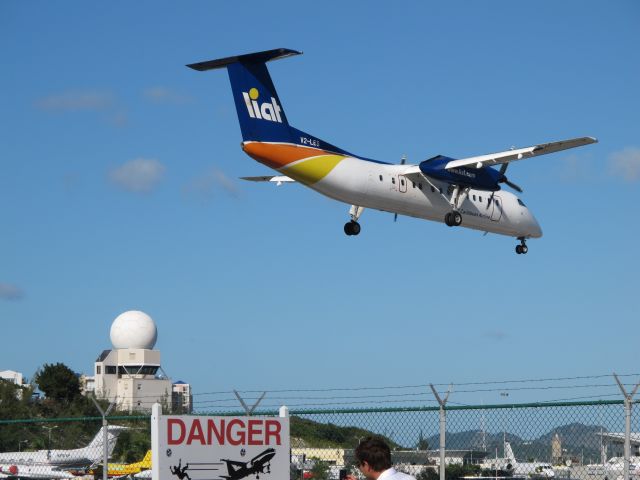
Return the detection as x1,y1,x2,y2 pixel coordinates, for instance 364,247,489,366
152,406,289,480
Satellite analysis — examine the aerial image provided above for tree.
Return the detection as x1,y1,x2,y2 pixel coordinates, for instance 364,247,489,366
309,460,330,480
416,430,429,450
34,363,81,402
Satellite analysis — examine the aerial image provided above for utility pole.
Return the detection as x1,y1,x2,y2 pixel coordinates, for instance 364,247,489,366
430,384,452,480
614,373,640,480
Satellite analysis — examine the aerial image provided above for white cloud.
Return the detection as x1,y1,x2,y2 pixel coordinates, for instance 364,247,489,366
609,147,640,182
36,91,115,111
0,283,24,301
483,329,508,341
143,86,191,105
109,158,166,193
184,168,240,200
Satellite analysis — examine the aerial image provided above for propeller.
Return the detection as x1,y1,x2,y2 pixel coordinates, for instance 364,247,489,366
394,155,407,222
498,163,523,193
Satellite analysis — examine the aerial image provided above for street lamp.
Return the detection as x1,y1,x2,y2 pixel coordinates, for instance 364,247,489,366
42,425,58,459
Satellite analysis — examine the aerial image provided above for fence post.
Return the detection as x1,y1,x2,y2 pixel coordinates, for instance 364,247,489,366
233,390,266,415
90,395,115,480
430,384,452,480
614,373,640,480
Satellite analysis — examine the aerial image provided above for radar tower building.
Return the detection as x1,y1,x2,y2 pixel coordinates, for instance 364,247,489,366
93,311,172,412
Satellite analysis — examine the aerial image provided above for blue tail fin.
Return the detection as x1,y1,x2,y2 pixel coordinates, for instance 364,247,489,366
187,48,300,143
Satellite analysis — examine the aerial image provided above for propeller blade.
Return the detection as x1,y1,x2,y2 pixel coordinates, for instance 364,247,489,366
394,212,398,222
499,163,509,175
504,179,523,193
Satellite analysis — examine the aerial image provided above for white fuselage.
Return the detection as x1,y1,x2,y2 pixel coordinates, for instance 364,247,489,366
307,157,542,239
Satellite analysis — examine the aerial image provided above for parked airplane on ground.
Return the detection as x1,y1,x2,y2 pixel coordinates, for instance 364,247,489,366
0,426,127,480
504,442,555,478
220,448,276,480
187,48,597,254
93,450,151,478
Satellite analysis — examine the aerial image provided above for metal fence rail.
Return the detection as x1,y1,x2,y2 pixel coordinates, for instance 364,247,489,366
2,400,640,480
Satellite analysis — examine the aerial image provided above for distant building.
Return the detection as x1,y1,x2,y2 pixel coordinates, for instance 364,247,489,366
0,370,27,399
172,381,193,413
91,311,172,412
0,370,25,386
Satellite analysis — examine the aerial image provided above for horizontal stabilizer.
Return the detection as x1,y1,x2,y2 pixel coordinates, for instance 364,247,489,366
187,48,302,71
241,175,295,185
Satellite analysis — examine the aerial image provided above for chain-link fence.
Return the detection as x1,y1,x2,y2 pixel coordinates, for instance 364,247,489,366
2,400,640,480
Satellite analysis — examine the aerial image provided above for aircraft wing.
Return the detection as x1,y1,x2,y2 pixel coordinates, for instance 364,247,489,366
442,136,597,170
240,175,295,185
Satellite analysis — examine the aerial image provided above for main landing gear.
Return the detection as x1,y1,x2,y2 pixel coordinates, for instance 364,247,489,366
515,237,529,255
444,211,462,227
443,185,469,227
344,205,364,236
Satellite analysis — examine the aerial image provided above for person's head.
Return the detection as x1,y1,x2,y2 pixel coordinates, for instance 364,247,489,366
355,436,392,478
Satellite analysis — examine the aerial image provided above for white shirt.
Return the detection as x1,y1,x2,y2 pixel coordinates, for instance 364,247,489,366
377,467,417,480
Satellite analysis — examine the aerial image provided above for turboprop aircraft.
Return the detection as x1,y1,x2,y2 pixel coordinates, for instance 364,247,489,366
0,426,127,480
187,48,597,254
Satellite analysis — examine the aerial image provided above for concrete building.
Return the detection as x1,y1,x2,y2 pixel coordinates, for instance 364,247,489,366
0,370,25,386
172,381,193,413
92,310,172,412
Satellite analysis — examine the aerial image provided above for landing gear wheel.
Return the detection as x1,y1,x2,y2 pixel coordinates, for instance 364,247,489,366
344,221,361,236
515,238,528,255
445,211,462,227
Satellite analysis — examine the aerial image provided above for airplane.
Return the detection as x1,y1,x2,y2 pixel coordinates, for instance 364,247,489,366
220,448,276,480
92,450,151,478
186,48,597,254
503,441,555,478
0,426,127,480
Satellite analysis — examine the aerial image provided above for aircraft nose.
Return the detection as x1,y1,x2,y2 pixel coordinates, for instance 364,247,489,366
528,211,543,238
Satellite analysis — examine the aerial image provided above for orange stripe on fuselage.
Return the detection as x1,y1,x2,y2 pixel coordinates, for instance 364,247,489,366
242,142,332,170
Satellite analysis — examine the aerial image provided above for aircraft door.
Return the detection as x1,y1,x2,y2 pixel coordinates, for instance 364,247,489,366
490,194,503,221
398,175,407,193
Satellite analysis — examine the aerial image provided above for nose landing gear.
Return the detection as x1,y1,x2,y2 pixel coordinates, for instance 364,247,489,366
515,237,528,255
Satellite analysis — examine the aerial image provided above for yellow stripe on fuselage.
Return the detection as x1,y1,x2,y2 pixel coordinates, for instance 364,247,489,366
280,155,345,185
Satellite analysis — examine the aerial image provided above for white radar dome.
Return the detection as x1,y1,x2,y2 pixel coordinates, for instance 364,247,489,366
110,310,157,350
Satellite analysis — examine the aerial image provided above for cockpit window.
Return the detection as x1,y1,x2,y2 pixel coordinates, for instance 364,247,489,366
517,199,526,207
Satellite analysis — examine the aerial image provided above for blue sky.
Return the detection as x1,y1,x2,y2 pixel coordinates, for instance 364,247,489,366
1,1,639,411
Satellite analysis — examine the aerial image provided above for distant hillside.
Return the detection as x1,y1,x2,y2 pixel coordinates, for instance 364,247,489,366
426,423,607,462
291,416,397,449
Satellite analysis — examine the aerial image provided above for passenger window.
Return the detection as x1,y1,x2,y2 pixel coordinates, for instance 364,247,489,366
379,175,383,182
496,200,500,207
431,186,435,193
479,196,483,203
473,195,476,201
392,178,396,184
412,182,416,188
439,188,443,194
418,183,423,190
401,179,405,186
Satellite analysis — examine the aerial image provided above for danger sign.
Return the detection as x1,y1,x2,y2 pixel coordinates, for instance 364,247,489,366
151,405,290,480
